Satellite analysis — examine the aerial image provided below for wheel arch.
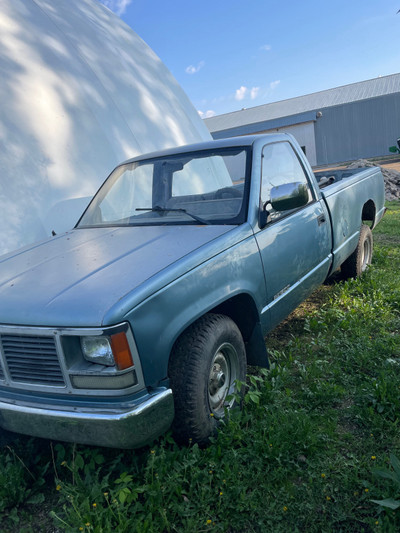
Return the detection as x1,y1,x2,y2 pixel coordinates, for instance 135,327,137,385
170,293,269,369
362,199,376,229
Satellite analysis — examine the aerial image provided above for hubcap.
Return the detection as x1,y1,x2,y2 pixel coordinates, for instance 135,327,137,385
208,343,239,418
361,238,372,271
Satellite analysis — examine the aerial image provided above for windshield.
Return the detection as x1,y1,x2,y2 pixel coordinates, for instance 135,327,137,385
77,147,250,227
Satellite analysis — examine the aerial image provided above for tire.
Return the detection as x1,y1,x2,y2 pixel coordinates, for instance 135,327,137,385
341,224,373,280
168,313,247,446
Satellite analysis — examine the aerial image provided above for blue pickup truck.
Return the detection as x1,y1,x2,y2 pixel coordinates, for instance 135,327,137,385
0,134,385,448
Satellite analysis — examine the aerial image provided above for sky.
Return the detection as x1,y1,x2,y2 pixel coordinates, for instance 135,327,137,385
99,0,400,119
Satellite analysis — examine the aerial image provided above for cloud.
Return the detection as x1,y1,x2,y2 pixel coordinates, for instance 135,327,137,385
198,110,216,119
250,87,260,100
270,80,281,90
260,44,272,51
185,61,205,74
99,0,132,15
235,86,260,101
235,86,248,101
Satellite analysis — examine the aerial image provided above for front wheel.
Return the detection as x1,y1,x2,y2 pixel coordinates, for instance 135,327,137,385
341,224,373,279
168,313,246,446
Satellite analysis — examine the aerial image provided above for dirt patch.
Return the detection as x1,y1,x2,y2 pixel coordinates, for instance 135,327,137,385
381,160,400,173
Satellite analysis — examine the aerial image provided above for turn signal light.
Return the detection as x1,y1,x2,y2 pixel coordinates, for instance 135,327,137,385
110,332,134,370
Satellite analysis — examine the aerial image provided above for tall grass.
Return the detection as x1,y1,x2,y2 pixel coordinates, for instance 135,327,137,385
0,202,399,532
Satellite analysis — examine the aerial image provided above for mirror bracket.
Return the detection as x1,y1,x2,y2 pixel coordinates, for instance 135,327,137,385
259,204,271,229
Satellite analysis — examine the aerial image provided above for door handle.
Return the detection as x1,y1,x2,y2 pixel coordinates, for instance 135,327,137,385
317,214,326,226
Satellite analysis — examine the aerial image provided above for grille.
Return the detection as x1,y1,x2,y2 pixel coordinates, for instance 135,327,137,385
0,334,65,386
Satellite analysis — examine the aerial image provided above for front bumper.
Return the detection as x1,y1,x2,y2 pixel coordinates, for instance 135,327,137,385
0,389,174,449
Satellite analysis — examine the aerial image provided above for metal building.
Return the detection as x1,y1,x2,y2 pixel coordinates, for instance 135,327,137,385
205,73,400,167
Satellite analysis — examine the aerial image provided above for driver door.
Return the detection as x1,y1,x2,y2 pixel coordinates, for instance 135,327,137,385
255,141,332,333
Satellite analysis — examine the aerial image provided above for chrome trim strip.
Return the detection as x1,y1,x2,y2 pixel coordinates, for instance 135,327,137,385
261,255,332,315
0,323,125,336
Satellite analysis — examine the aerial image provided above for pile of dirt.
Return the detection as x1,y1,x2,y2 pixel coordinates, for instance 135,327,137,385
347,159,400,201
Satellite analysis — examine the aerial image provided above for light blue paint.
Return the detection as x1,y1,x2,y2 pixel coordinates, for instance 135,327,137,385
0,133,386,446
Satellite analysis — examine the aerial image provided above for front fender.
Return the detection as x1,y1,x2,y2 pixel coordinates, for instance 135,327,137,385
125,235,266,387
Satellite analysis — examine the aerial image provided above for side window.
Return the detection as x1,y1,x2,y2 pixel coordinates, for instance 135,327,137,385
261,142,313,221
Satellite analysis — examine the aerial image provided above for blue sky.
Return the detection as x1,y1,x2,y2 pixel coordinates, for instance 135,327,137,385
100,0,400,118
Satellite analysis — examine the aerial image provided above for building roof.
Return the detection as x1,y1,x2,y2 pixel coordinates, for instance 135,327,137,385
205,73,400,133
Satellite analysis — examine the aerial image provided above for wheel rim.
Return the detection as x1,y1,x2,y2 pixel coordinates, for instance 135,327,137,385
361,238,372,272
208,342,240,418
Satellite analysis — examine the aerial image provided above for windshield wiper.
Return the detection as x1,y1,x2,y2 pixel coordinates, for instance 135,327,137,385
136,206,210,225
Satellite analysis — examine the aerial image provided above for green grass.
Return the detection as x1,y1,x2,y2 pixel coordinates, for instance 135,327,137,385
0,201,399,532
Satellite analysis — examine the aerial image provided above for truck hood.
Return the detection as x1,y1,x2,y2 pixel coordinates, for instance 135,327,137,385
0,225,233,327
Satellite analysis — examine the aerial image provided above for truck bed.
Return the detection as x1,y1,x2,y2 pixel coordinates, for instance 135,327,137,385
314,168,366,189
314,167,386,273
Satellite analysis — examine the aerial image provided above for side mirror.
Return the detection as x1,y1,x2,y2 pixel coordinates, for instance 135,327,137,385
270,182,309,212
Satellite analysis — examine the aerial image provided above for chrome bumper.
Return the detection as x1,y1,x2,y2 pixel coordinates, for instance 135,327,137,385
0,389,174,449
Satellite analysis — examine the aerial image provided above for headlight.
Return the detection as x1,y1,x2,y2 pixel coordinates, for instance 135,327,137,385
80,332,134,370
81,336,114,366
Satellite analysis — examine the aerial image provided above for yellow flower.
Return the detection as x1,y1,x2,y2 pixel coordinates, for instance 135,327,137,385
56,484,61,491
326,496,331,501
210,413,214,417
223,479,226,484
269,444,273,447
85,523,90,527
206,519,212,525
79,528,83,531
371,456,376,460
321,473,326,478
219,491,223,496
103,492,109,497
92,503,97,508
150,450,155,454
209,470,213,474
365,488,369,493
283,506,288,512
61,461,67,466
375,521,379,525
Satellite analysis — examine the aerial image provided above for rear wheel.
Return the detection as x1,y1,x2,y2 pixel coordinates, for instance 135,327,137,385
168,313,246,446
341,224,373,279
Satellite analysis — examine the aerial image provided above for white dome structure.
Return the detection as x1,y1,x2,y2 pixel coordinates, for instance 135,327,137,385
0,0,211,256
